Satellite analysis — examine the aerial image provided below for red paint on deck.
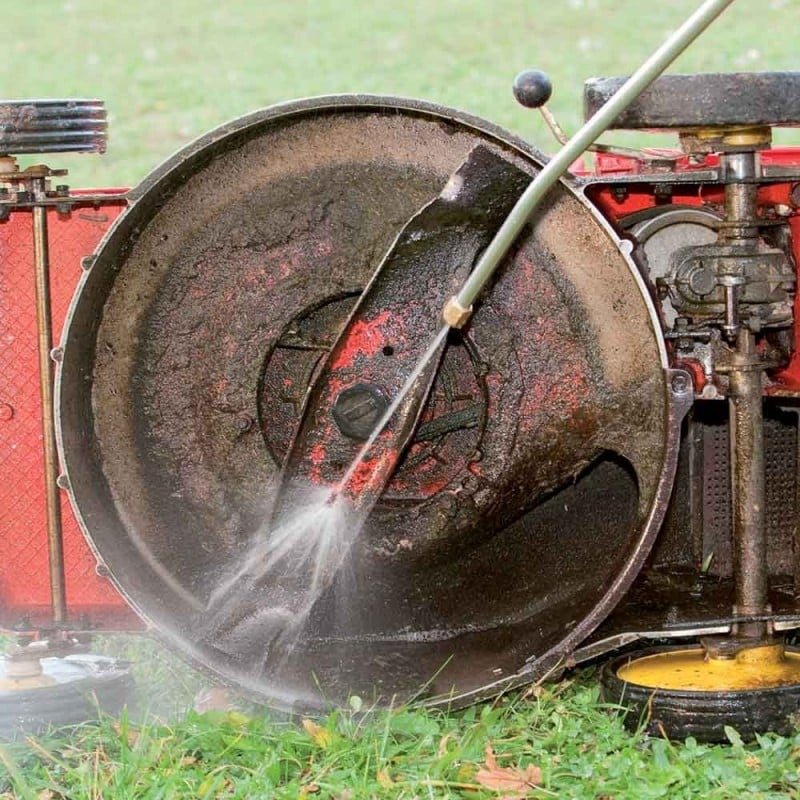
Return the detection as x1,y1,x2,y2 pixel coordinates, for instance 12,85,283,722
327,310,394,372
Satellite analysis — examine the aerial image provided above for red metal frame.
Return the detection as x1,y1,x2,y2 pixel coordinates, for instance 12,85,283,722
585,149,800,394
0,191,139,631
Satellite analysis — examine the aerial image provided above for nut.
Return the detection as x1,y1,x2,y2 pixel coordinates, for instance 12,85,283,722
442,296,473,329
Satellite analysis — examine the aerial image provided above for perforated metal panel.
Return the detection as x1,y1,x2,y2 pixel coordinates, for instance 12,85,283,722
0,193,138,629
702,414,732,575
699,402,798,578
765,411,799,576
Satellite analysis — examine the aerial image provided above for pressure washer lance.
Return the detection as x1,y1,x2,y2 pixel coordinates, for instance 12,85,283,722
322,0,735,509
442,0,736,329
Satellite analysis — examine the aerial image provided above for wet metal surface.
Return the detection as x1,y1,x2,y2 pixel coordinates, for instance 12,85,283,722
58,97,672,710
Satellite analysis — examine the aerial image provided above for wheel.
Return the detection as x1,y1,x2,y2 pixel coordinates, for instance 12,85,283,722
58,96,678,711
0,655,134,739
602,644,800,741
0,100,106,155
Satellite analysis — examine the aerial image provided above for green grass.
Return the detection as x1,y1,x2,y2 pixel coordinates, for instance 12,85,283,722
2,639,800,799
4,1,800,796
1,1,799,188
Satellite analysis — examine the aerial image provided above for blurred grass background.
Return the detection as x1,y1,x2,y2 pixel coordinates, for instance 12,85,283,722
2,0,799,188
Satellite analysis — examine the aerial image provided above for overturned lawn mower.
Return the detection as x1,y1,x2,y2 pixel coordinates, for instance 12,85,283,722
3,0,800,741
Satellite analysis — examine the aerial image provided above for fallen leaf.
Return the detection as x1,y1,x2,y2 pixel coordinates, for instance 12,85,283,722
348,695,363,712
376,769,393,787
37,791,55,800
193,686,237,714
474,743,542,796
303,718,333,748
523,684,546,700
438,732,454,757
222,710,251,727
299,784,319,798
111,722,138,747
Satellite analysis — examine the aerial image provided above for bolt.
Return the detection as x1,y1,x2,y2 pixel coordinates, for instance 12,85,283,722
687,263,716,296
671,372,691,394
235,413,255,433
332,383,388,441
0,403,13,421
611,186,629,204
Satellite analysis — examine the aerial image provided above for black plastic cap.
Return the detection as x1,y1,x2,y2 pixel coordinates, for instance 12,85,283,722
512,70,553,109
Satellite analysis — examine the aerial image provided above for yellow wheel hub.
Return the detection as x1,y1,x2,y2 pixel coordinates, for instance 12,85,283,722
617,644,800,692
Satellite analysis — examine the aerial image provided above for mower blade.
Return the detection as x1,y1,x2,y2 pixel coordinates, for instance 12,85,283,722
202,147,533,654
277,144,532,512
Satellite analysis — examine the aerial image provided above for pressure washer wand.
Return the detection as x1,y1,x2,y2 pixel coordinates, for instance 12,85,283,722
442,0,736,329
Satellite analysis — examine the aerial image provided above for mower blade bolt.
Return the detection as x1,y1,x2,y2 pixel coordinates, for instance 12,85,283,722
332,383,389,441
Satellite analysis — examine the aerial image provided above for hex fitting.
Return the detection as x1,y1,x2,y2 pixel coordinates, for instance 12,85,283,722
442,295,473,329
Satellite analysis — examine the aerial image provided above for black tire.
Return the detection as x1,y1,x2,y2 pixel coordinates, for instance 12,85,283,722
0,655,134,739
0,99,106,154
601,645,800,742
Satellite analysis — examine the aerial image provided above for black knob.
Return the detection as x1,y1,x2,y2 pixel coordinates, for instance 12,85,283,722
0,100,107,155
512,70,553,109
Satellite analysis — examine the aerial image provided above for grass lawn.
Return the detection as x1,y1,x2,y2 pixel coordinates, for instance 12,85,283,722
1,637,799,799
3,0,800,797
